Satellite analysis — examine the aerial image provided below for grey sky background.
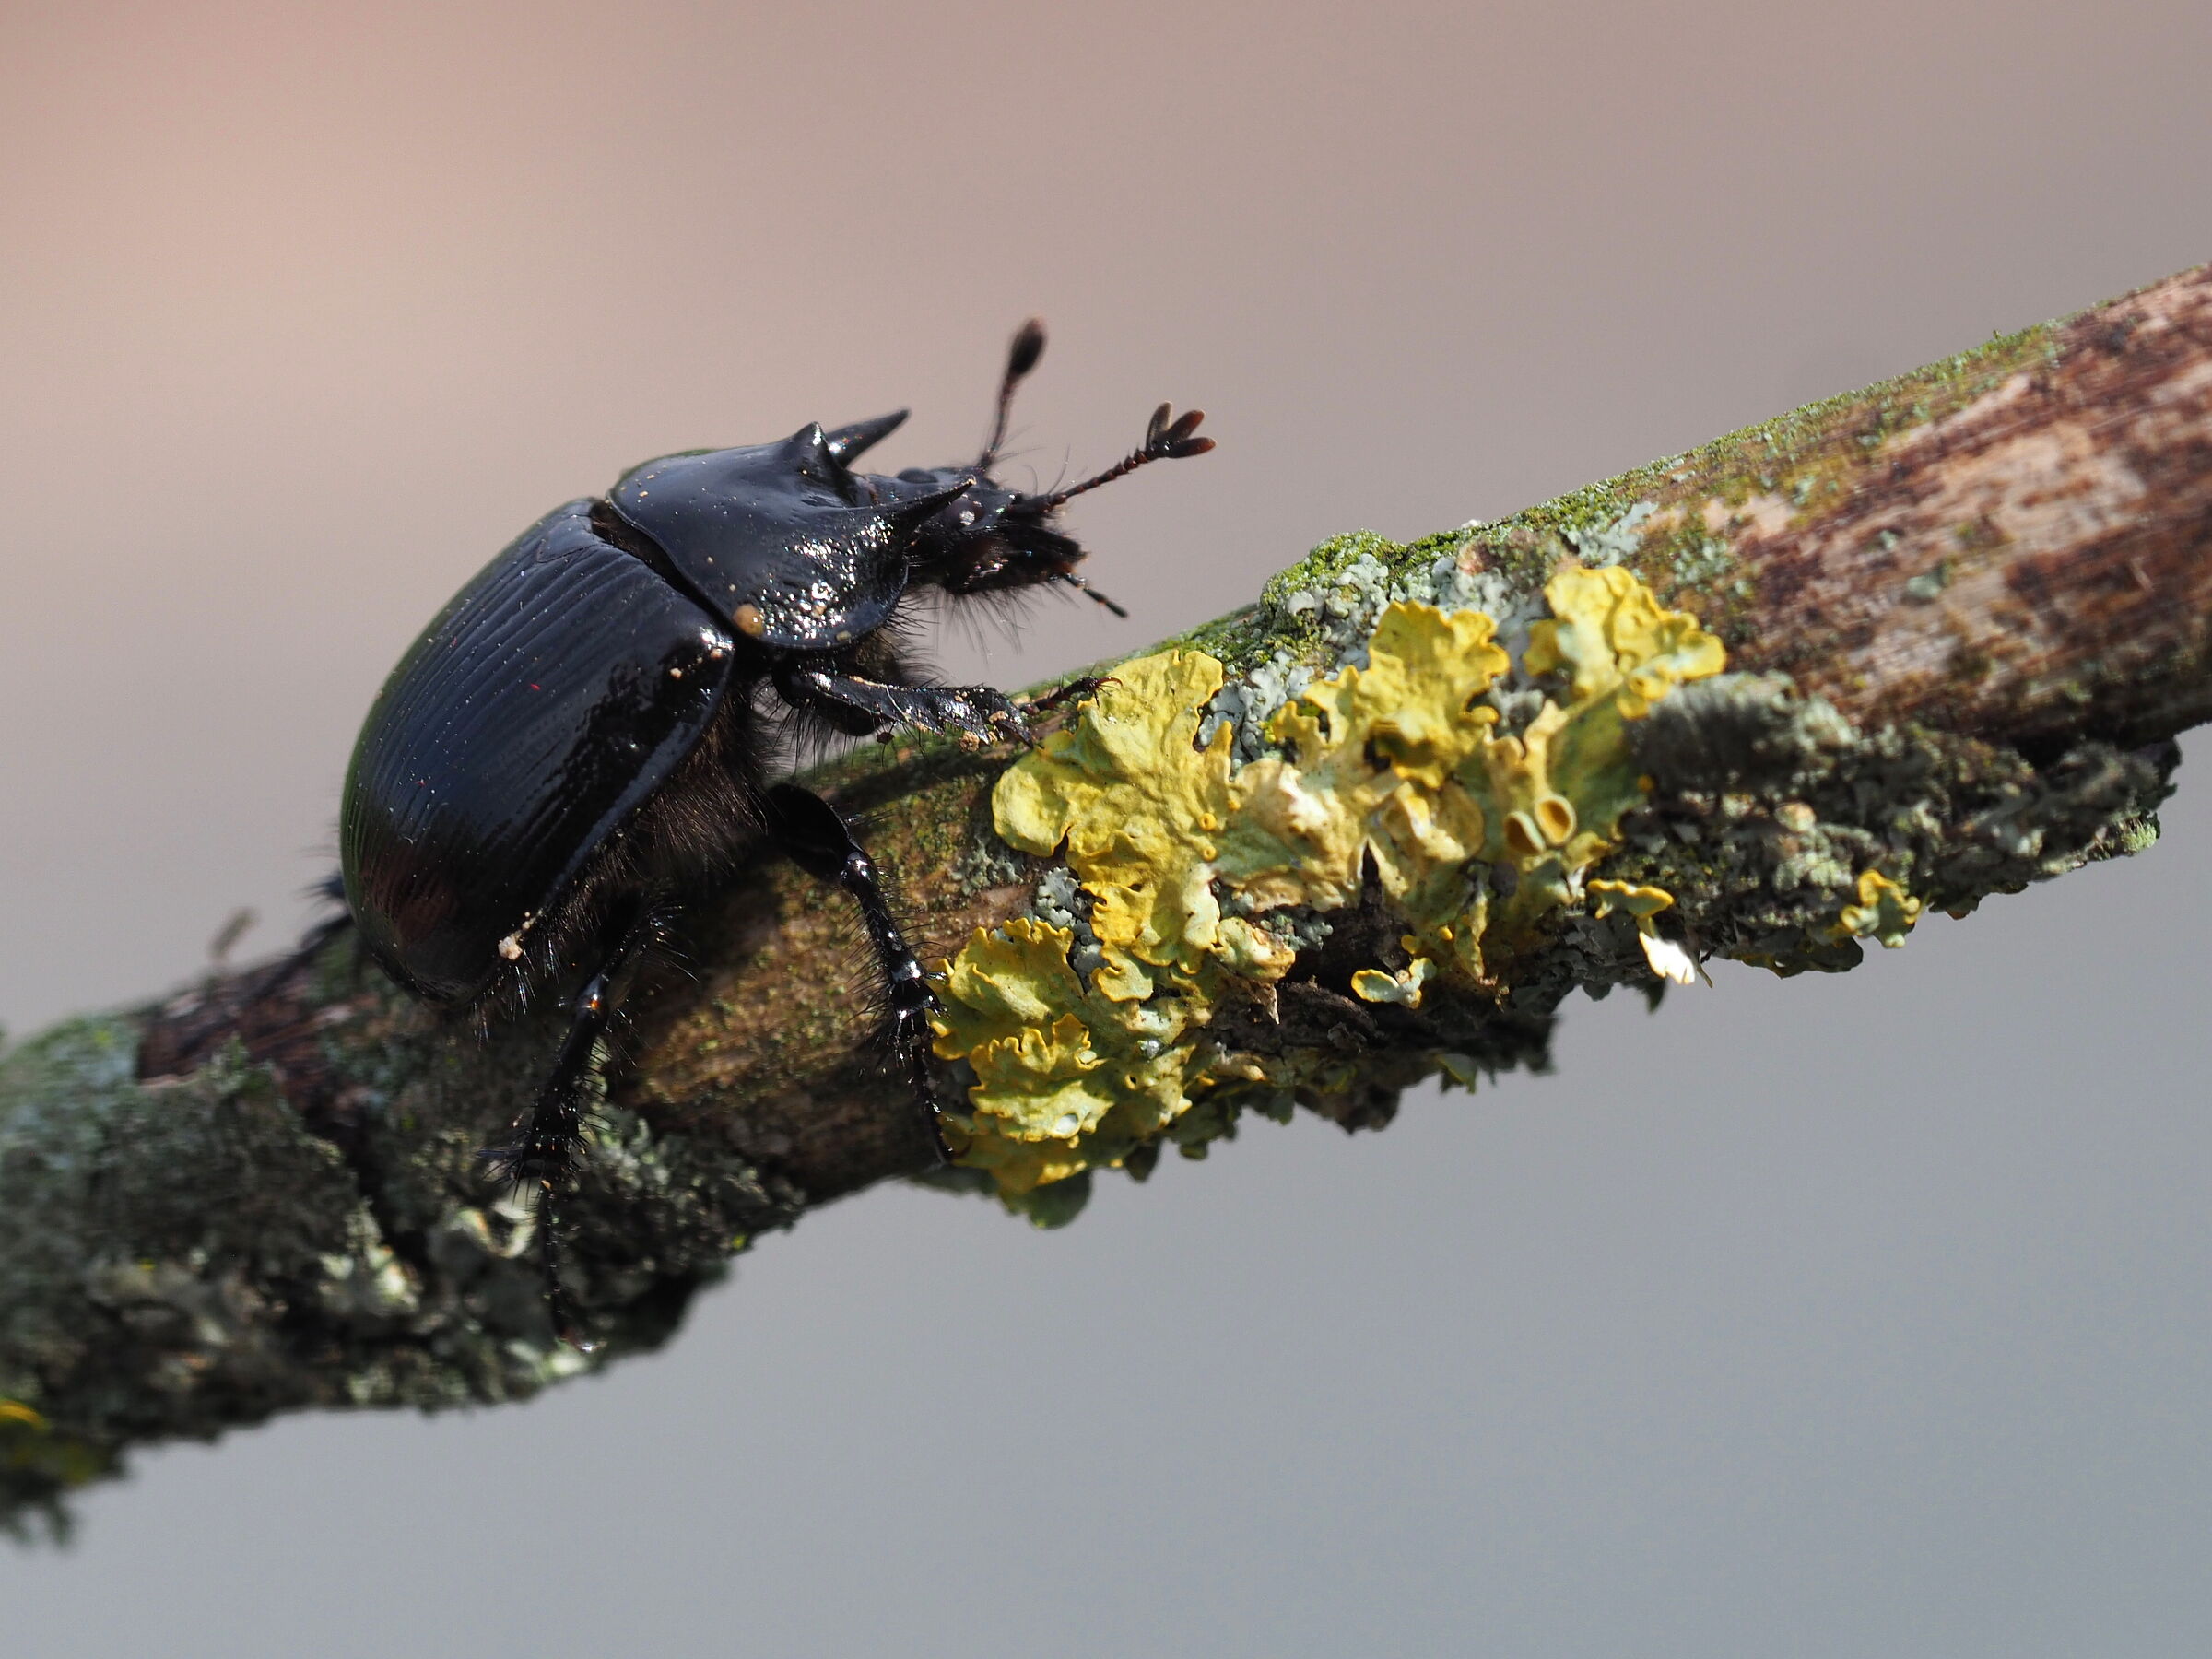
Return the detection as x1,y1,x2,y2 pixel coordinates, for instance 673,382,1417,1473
3,1,2209,1653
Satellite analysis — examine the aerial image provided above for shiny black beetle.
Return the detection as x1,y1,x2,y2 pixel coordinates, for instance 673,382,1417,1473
339,322,1211,1338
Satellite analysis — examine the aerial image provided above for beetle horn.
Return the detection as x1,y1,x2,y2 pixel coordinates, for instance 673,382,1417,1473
883,478,974,535
823,408,910,465
778,423,838,473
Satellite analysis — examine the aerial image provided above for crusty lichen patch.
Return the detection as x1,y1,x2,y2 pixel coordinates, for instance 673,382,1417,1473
935,566,1734,1204
1218,568,1724,984
0,981,802,1537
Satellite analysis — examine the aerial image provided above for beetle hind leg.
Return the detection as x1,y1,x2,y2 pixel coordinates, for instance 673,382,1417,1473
766,782,951,1164
482,903,658,1347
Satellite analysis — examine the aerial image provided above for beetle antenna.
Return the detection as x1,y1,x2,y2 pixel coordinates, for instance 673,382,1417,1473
1049,570,1130,618
977,317,1047,472
1024,404,1214,512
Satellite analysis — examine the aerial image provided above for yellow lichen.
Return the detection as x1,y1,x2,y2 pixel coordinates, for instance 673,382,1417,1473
1476,566,1726,942
1586,879,1675,920
1223,573,1724,972
1590,880,1699,983
0,1394,108,1496
932,918,1214,1194
1525,564,1729,717
1220,602,1508,940
1350,956,1440,1006
1832,870,1924,948
993,652,1237,1001
940,566,1726,1198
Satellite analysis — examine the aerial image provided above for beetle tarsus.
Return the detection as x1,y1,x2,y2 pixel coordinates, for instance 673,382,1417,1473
783,667,1038,747
535,1185,595,1350
1025,675,1110,717
895,1002,954,1165
767,783,951,1164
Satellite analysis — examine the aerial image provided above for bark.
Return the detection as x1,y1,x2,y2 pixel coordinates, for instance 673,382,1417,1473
4,264,2209,1539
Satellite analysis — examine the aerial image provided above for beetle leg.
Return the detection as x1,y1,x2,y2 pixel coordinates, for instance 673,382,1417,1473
1023,675,1112,715
764,782,951,1164
481,902,656,1348
780,666,1038,747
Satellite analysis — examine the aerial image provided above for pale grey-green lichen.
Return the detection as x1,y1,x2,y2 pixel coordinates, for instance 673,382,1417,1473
0,984,804,1539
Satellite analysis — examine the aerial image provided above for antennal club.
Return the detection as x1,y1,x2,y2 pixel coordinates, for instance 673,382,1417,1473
977,317,1048,472
1026,403,1215,513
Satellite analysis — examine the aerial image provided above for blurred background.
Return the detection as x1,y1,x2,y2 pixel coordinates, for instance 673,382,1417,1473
4,1,2210,1652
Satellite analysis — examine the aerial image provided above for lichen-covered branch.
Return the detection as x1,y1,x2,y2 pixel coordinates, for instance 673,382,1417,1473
6,264,2209,1538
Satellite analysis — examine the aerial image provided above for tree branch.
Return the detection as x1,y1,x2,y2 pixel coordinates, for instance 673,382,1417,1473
6,264,2208,1537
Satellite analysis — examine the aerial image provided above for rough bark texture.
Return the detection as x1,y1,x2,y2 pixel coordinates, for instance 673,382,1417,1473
4,264,2208,1538
1692,288,2212,747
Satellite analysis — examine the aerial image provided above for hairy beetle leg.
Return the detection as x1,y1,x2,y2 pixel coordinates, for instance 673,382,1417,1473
767,782,951,1165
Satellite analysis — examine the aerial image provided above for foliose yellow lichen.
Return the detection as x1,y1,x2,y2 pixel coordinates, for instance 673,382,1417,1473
931,916,1218,1194
993,651,1237,1001
935,564,1733,1202
1831,870,1924,948
1588,878,1697,983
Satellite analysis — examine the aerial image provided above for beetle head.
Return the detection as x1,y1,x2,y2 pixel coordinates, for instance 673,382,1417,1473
606,323,1212,646
884,321,1213,618
888,391,1213,618
865,465,1092,609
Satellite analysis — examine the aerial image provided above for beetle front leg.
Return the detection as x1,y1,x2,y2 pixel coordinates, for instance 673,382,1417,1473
765,782,951,1164
779,666,1039,747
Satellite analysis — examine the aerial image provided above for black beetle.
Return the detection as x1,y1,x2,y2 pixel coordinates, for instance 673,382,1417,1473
338,322,1211,1340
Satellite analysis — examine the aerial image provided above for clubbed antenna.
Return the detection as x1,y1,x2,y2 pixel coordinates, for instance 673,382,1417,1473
977,317,1048,472
1025,403,1215,513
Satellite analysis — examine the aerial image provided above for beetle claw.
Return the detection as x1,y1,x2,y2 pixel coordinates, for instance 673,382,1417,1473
1026,675,1109,718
